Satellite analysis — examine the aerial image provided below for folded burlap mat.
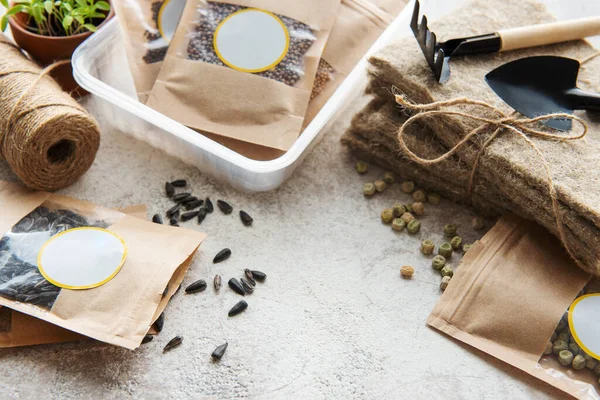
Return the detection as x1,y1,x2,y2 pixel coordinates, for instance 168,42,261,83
347,0,600,275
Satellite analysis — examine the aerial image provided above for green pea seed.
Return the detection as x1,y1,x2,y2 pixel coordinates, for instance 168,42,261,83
420,240,435,255
443,224,457,238
553,340,569,356
432,255,446,270
392,218,406,232
450,236,462,250
440,275,451,291
407,220,421,234
412,202,425,216
585,353,598,369
462,243,472,253
400,212,415,224
381,209,394,224
383,172,395,184
412,189,426,203
401,181,415,194
572,355,586,370
558,350,574,367
569,342,581,355
392,203,406,218
428,193,441,205
405,203,413,213
543,342,553,355
438,243,453,259
356,161,368,174
374,180,386,193
440,265,454,277
363,183,375,197
557,332,570,343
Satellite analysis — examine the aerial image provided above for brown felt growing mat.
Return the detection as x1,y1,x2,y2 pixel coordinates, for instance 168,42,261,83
342,0,600,275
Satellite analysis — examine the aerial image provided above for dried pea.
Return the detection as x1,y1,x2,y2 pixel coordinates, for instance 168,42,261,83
363,183,376,197
392,203,406,218
407,220,421,234
550,332,557,342
472,217,485,230
374,180,386,193
412,190,426,203
400,265,414,278
450,236,462,250
392,219,406,232
438,243,453,259
432,255,446,270
412,202,425,216
595,364,600,376
443,224,457,238
440,265,454,277
553,340,569,355
440,276,451,291
383,172,395,184
428,193,441,205
420,240,435,255
543,342,553,355
401,181,415,194
558,350,574,367
569,342,581,355
381,209,394,224
462,243,472,253
356,161,368,174
585,354,598,369
572,355,586,370
404,204,413,213
556,332,570,343
400,212,415,224
556,319,567,332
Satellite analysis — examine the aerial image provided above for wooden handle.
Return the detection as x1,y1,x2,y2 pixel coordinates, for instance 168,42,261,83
498,16,600,52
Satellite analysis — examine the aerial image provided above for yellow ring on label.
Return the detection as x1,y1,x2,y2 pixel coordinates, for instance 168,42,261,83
568,293,600,361
37,227,128,290
157,0,171,41
213,8,290,73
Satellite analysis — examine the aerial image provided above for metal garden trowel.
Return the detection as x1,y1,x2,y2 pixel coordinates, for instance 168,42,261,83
411,0,600,83
485,56,600,131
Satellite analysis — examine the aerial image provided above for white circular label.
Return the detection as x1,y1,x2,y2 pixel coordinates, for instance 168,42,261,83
569,294,600,360
158,0,186,41
37,228,127,290
214,8,289,73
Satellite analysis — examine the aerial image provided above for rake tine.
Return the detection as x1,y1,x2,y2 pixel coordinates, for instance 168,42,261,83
410,0,420,33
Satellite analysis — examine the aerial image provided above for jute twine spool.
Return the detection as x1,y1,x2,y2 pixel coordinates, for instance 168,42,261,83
0,34,100,191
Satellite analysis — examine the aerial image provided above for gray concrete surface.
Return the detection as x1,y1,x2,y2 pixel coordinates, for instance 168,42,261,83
0,0,599,399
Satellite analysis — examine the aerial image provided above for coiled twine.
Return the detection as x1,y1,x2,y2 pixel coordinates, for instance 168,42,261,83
0,34,100,191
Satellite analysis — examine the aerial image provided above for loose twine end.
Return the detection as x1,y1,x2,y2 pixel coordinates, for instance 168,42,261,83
395,94,589,270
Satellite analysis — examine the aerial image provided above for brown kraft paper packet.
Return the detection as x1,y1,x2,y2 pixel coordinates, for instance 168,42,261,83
112,0,185,102
427,214,597,399
0,181,206,350
0,205,175,348
147,0,341,153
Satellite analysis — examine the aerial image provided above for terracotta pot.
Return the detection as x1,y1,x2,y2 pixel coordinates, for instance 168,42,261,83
8,1,114,97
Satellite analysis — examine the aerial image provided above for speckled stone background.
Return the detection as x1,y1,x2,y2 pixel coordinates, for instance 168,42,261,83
0,0,599,398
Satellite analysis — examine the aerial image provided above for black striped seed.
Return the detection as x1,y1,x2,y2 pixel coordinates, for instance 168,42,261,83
152,214,163,224
173,193,192,203
166,204,181,217
142,334,154,344
211,342,228,360
185,279,207,294
240,211,253,226
213,248,231,263
153,312,165,332
228,300,248,317
170,179,187,187
185,199,204,210
180,211,199,222
165,182,175,197
205,198,214,213
244,269,256,286
217,200,233,214
197,207,208,224
163,336,183,352
228,278,245,296
240,278,254,294
251,270,266,282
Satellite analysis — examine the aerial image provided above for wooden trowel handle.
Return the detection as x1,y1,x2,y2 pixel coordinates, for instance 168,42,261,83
498,17,600,52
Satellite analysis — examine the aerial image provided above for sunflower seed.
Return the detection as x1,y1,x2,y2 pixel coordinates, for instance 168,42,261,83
185,199,204,210
142,334,154,344
197,207,208,224
214,274,221,290
154,312,165,332
163,336,183,352
169,217,179,226
152,214,163,224
213,248,231,263
181,196,198,205
251,270,267,282
173,193,192,203
180,211,199,222
228,278,245,296
165,182,175,197
185,279,207,294
205,197,214,213
166,203,181,217
240,211,253,226
228,300,248,317
244,269,256,286
211,342,228,360
217,200,233,214
240,278,254,294
171,179,187,187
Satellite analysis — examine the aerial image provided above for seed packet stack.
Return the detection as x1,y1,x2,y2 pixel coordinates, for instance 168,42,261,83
342,0,600,276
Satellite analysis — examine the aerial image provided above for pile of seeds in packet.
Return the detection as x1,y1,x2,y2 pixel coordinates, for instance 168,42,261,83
310,59,336,100
186,1,316,86
544,289,600,385
143,179,265,359
356,162,485,291
142,0,168,64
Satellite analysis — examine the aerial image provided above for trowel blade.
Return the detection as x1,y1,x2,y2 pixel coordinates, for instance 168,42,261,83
485,56,581,131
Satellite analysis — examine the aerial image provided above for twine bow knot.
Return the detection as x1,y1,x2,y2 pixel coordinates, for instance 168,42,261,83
394,93,589,269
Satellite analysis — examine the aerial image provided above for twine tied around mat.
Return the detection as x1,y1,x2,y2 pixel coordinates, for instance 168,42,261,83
394,93,588,269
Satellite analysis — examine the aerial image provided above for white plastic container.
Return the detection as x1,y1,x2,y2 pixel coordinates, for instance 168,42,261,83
72,2,415,191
